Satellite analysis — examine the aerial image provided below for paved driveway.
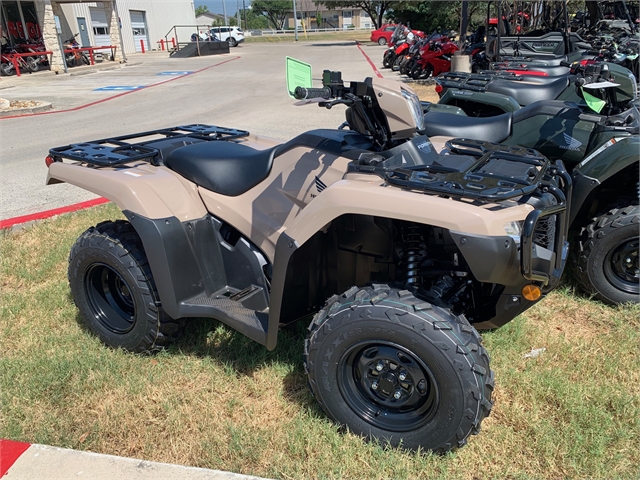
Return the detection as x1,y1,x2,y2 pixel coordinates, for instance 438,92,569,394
0,41,392,220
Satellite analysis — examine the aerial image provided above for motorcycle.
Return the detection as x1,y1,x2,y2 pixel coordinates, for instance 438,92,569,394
63,33,90,67
396,33,447,75
422,62,639,305
410,37,459,80
382,27,424,69
0,45,39,76
46,69,570,453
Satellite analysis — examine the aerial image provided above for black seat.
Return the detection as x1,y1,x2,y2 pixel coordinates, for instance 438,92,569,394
422,111,512,143
488,76,570,106
512,100,581,124
165,141,279,196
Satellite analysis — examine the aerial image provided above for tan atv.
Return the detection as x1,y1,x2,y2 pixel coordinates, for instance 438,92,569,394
46,70,571,453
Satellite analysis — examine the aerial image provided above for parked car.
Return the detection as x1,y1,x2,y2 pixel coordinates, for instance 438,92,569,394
209,26,244,47
370,24,398,45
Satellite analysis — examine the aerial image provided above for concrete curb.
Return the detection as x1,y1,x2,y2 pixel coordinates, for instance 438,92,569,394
0,101,52,117
69,65,122,76
1,440,269,480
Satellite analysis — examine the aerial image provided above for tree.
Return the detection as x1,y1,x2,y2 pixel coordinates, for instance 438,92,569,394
240,8,270,30
387,2,459,33
316,1,392,29
251,0,291,29
195,5,210,17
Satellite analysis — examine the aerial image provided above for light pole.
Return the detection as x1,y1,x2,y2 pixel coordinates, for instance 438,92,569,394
293,0,298,41
242,0,247,31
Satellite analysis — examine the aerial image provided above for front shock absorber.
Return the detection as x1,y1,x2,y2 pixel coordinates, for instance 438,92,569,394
404,224,426,285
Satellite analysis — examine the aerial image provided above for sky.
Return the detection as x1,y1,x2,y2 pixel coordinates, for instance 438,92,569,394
194,0,252,15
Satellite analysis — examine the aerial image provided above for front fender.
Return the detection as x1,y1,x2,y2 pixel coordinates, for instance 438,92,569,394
282,179,533,246
266,179,534,349
570,136,639,224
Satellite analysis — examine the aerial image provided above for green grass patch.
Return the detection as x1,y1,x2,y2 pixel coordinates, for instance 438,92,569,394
244,30,371,44
1,203,639,479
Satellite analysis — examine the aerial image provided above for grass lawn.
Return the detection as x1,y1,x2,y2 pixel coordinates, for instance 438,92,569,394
244,30,372,44
1,202,638,479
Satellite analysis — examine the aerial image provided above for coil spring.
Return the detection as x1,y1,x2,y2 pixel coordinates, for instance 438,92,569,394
404,225,426,285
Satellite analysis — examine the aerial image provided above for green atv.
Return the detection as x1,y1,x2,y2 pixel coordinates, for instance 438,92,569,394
422,62,639,304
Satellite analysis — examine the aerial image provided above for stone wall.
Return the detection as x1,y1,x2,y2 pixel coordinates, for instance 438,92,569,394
40,1,65,73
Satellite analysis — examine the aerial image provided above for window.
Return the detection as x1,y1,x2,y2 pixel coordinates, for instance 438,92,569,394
385,26,396,31
93,26,109,35
132,27,146,35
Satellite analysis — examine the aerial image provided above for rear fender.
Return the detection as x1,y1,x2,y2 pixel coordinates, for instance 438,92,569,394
47,162,207,221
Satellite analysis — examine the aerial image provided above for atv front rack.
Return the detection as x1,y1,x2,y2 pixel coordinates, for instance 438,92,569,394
383,140,550,202
49,124,250,166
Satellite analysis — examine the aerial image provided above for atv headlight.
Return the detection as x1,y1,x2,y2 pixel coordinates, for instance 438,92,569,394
504,221,523,243
401,88,426,131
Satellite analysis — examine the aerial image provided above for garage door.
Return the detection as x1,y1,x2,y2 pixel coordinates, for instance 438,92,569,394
89,7,111,47
130,10,149,52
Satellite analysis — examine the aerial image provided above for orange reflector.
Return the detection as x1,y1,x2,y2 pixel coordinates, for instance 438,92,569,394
522,284,542,301
45,155,55,167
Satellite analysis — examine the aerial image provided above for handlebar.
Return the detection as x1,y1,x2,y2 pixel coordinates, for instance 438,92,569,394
294,86,332,100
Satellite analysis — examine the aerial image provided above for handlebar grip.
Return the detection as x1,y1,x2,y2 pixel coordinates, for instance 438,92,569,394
559,60,571,67
294,86,332,100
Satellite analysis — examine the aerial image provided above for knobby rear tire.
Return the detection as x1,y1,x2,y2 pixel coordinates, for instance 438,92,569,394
68,220,184,353
304,285,493,453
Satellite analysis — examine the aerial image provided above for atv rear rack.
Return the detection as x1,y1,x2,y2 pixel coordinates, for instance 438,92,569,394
436,71,523,92
49,124,250,166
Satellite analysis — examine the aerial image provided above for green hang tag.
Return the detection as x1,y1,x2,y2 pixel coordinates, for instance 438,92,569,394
286,57,312,98
581,87,606,114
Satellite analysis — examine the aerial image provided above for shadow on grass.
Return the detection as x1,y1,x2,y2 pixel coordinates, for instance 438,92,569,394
174,317,322,411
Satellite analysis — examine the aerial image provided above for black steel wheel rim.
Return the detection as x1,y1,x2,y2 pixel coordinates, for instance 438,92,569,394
605,237,639,294
85,263,136,333
337,341,440,432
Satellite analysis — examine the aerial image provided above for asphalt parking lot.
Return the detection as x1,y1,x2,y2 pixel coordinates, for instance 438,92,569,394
0,41,392,220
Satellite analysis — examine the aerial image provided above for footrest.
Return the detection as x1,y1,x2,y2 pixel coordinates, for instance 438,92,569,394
183,295,269,346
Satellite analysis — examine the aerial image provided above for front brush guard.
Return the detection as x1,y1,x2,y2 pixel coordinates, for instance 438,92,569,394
521,160,573,288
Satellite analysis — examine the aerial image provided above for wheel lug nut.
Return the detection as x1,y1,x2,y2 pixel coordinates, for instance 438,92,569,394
371,381,379,390
398,372,407,381
375,361,384,372
393,389,402,400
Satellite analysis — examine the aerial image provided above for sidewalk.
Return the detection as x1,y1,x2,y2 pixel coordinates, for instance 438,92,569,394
0,440,268,480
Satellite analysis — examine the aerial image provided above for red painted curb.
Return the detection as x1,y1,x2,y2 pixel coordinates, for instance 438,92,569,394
355,41,383,78
0,56,241,120
0,439,31,476
0,198,110,229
